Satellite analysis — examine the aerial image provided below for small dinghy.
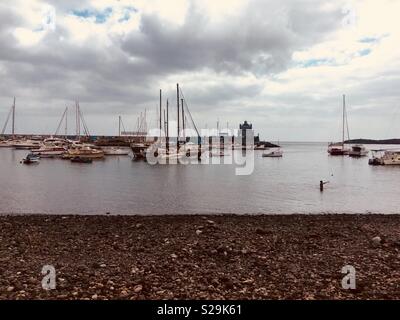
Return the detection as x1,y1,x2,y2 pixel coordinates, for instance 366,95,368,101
22,153,40,164
262,148,283,158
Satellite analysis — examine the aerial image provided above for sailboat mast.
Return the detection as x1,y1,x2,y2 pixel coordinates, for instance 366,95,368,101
65,107,68,139
177,83,180,153
119,115,121,136
342,94,345,146
12,97,15,137
181,98,185,142
166,99,169,153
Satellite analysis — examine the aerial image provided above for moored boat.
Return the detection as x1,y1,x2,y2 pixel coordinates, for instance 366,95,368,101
63,146,104,159
262,148,283,158
348,144,368,157
22,153,40,164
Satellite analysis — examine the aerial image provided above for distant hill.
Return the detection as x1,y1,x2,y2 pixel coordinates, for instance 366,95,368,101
345,138,400,145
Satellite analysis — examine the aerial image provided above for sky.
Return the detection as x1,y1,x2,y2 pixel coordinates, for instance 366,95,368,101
1,0,400,141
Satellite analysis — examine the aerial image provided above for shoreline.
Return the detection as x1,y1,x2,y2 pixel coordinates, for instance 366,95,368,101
1,214,400,300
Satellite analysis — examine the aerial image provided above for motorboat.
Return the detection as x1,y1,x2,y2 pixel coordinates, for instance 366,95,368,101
262,148,283,157
348,144,368,157
62,146,104,159
379,150,400,165
102,147,130,156
13,139,41,150
22,153,40,164
32,144,67,158
0,140,13,148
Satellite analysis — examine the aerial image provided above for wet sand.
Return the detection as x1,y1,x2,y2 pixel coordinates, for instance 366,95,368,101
1,214,400,300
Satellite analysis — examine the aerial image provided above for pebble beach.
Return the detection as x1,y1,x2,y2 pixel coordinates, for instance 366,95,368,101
1,214,400,300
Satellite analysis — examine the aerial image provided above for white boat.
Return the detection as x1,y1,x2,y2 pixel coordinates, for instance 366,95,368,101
22,153,40,164
378,150,400,165
102,147,129,156
328,95,351,156
348,144,368,157
262,148,283,157
62,146,104,159
32,145,67,157
12,139,41,150
0,140,13,148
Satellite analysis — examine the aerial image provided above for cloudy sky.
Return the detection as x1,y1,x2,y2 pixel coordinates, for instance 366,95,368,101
1,0,400,141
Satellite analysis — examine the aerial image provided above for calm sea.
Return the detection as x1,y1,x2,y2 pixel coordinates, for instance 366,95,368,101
1,142,400,215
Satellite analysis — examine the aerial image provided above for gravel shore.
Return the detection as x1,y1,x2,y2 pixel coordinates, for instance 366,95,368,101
1,214,400,300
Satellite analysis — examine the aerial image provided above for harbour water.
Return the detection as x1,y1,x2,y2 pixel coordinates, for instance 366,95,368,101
1,142,400,215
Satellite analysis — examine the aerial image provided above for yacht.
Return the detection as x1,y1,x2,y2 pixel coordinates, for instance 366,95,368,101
328,95,351,156
12,139,41,150
0,140,13,148
376,150,400,165
348,144,368,157
63,146,104,159
102,147,129,156
328,142,350,155
32,145,67,158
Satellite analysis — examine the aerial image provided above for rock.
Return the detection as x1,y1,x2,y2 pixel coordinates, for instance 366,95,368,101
7,286,14,292
206,220,216,225
171,253,178,259
120,290,129,297
91,294,98,300
196,229,203,235
372,236,382,247
133,285,143,293
100,264,107,268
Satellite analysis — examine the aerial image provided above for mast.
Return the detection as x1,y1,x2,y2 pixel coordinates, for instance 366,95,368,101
65,107,68,139
166,99,169,153
12,97,15,138
181,98,185,142
159,89,162,139
342,94,345,146
119,115,121,136
177,83,180,153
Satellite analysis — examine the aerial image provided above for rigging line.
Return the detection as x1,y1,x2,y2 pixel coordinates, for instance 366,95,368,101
178,88,200,138
55,107,67,136
79,108,90,136
345,103,350,141
1,105,13,135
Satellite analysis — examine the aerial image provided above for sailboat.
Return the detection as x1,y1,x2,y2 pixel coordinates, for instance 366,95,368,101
328,95,351,156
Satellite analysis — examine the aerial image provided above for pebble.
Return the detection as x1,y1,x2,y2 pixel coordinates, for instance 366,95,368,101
196,229,203,235
133,285,143,293
372,236,382,247
7,286,14,292
91,294,98,300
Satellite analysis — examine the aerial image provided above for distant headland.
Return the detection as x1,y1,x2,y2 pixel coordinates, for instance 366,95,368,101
345,138,400,145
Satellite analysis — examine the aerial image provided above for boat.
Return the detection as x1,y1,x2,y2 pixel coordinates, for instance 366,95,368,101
254,144,266,150
0,140,13,148
131,143,150,160
102,147,129,156
32,144,67,158
62,146,104,159
22,153,40,164
348,144,368,157
13,139,42,150
262,148,283,157
71,156,93,163
328,95,351,156
379,150,400,166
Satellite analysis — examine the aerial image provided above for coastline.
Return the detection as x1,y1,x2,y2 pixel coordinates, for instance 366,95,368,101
1,214,400,300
